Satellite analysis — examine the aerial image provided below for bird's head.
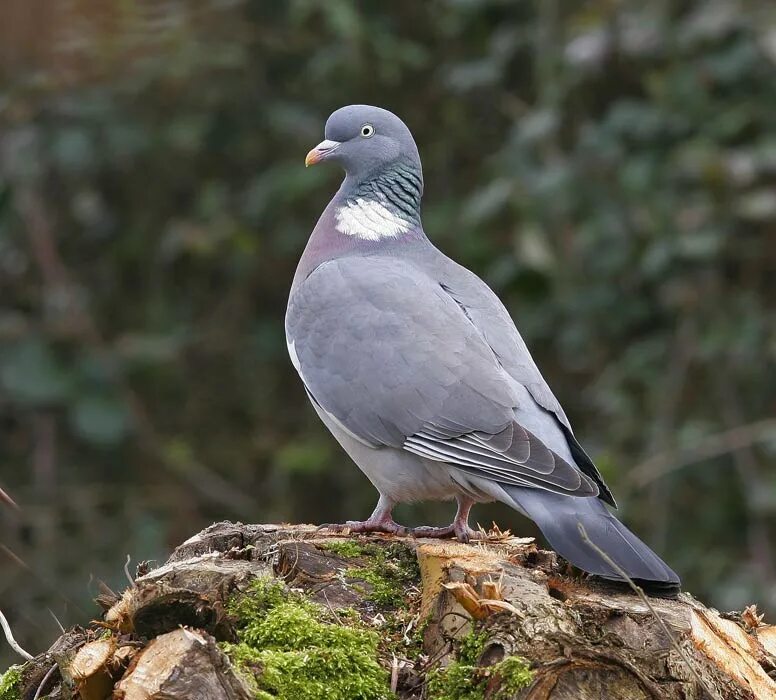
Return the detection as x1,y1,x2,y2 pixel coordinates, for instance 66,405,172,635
305,105,421,182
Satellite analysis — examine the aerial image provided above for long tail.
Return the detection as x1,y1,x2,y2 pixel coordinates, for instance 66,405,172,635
503,487,680,596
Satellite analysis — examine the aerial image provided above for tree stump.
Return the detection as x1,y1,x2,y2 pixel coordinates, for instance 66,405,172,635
3,522,776,699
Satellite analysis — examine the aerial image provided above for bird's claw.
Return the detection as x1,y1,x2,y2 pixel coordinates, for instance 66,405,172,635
318,519,409,536
411,524,481,543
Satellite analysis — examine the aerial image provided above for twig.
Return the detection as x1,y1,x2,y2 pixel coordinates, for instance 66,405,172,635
33,663,57,700
0,544,29,571
0,607,34,660
124,554,134,586
577,524,715,698
0,485,19,510
320,590,342,625
48,608,65,634
390,654,399,693
402,612,419,646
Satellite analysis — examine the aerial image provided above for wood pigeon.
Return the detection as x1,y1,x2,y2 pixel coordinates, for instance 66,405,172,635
286,105,680,593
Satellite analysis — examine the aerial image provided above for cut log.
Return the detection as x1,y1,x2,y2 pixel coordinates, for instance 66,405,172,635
69,638,116,700
113,628,252,700
3,522,775,700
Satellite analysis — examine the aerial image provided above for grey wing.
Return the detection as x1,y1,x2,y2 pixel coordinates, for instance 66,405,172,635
437,258,616,505
285,256,599,499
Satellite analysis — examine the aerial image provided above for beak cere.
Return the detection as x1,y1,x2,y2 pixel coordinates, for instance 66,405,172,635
305,139,340,167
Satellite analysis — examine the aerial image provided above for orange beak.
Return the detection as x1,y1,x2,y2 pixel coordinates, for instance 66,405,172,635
305,139,340,167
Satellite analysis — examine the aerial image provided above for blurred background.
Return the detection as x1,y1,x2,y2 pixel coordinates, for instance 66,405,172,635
1,0,775,667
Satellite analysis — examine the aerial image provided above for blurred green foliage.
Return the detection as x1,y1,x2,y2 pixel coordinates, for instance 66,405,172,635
0,0,775,666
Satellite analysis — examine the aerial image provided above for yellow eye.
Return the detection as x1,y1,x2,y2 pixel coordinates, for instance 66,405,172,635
360,123,375,138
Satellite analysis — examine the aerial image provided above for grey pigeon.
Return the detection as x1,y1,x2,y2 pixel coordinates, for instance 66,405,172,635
286,105,680,592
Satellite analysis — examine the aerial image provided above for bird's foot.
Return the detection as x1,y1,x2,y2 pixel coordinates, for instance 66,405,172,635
319,517,409,536
411,522,481,544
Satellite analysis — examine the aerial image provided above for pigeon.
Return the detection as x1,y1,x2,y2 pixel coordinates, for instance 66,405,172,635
286,104,680,593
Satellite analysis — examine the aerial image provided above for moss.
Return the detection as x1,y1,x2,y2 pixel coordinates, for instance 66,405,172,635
317,540,420,607
458,629,488,665
427,629,532,700
227,577,299,619
348,543,420,607
427,662,483,700
0,665,22,700
427,656,532,700
493,657,534,697
318,540,368,558
395,611,429,659
223,578,390,700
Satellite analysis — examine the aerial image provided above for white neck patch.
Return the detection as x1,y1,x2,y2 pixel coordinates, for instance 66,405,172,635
334,197,411,241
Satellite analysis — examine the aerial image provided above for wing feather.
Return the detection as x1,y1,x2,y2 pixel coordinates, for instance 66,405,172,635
286,255,601,500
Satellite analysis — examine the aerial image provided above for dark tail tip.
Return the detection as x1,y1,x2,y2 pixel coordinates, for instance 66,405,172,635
589,575,681,599
504,487,681,590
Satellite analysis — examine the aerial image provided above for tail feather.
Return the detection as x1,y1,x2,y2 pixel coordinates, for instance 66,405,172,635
503,487,680,595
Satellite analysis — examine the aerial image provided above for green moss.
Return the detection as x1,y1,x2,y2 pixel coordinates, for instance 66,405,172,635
427,629,532,700
348,543,420,607
223,578,390,700
317,540,421,607
396,612,429,659
427,662,483,700
493,657,534,697
458,629,488,665
0,665,22,700
318,540,369,558
427,656,533,700
227,577,301,619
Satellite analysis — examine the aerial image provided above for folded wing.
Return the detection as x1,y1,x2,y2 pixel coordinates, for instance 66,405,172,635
286,256,599,499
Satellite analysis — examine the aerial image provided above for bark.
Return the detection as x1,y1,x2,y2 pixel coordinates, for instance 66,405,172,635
7,521,776,700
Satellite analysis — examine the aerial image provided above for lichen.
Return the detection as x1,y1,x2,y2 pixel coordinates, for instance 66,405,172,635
0,665,22,700
222,578,390,700
427,627,532,700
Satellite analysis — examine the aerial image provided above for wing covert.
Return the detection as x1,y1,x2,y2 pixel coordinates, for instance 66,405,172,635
286,255,599,499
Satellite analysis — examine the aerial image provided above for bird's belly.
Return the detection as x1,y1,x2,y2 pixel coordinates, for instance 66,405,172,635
311,400,461,503
363,450,459,503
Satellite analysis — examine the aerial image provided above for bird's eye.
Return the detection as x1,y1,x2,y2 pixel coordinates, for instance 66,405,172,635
360,123,375,138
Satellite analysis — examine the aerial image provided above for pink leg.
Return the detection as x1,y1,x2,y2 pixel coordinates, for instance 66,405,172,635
412,496,479,543
320,495,409,535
